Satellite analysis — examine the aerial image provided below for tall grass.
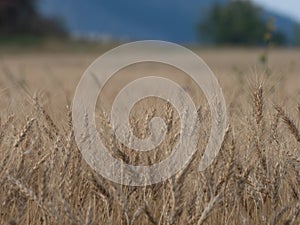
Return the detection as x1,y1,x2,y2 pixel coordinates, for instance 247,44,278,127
0,71,299,225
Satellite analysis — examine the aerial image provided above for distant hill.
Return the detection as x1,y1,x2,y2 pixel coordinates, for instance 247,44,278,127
38,0,298,44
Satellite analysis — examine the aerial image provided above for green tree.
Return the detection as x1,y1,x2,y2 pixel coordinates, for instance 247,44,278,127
197,0,286,46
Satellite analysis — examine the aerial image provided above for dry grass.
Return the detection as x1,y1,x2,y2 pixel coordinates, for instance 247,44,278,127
0,49,299,225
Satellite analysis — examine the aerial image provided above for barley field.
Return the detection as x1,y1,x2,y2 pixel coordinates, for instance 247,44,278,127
0,47,299,225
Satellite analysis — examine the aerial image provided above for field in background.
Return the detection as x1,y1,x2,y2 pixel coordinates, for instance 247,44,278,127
1,47,300,101
0,48,299,224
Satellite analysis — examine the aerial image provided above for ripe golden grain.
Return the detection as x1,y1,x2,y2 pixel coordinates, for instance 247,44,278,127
0,55,299,225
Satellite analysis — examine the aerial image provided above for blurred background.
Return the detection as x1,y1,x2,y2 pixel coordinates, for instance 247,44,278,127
1,0,300,47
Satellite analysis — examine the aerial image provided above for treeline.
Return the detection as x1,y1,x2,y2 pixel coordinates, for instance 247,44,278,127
0,0,65,39
198,0,300,46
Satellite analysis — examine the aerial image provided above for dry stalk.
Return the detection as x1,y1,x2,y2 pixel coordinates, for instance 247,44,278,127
275,105,300,143
197,193,221,225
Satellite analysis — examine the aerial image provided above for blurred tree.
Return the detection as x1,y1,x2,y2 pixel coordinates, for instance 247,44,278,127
0,0,66,37
294,24,300,46
197,0,286,46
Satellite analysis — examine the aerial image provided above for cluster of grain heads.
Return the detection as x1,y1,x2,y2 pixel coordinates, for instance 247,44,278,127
0,77,299,225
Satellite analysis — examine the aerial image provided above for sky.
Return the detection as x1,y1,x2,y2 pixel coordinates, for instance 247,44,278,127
253,0,300,22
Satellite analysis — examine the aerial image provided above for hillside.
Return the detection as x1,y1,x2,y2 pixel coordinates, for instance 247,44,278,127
38,0,298,44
